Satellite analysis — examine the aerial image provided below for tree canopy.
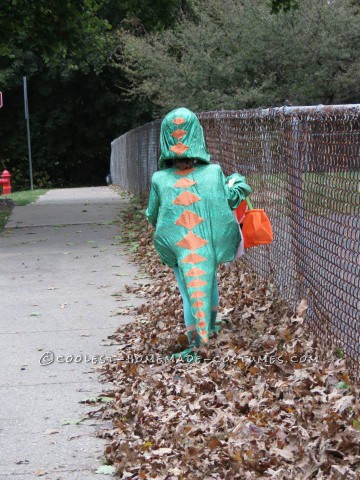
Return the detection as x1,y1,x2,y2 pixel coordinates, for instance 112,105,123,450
0,0,185,189
120,0,360,116
0,0,358,189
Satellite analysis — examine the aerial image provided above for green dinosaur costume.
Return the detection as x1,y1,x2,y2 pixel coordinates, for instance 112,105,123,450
146,107,252,347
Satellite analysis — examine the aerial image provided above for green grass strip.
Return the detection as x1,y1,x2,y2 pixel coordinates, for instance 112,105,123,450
2,189,48,206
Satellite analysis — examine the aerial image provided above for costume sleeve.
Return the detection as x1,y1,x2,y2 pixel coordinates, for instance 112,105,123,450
145,179,160,227
223,172,252,210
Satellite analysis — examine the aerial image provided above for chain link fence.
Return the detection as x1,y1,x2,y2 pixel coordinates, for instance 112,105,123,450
110,105,360,378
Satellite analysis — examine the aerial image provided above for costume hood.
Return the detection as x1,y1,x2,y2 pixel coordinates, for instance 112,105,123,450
159,107,211,170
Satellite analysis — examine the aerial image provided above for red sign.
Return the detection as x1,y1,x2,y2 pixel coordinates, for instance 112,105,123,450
0,92,3,108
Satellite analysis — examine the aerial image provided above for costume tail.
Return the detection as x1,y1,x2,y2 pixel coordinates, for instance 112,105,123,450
177,251,216,347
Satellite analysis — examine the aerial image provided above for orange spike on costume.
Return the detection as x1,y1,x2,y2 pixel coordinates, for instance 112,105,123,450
175,210,204,229
171,129,187,140
187,279,207,288
195,310,206,318
182,253,206,264
199,333,209,343
174,168,195,176
191,290,206,298
170,143,189,155
173,191,201,206
176,231,208,250
193,300,205,308
173,178,196,188
173,117,186,125
197,319,207,328
186,267,206,277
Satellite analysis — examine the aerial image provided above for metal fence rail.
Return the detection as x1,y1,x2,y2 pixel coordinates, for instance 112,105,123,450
110,105,360,378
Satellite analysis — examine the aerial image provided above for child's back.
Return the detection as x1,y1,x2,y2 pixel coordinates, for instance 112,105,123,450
146,107,251,349
149,162,243,267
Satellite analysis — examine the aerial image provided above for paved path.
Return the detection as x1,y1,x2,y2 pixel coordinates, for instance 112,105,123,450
0,187,142,479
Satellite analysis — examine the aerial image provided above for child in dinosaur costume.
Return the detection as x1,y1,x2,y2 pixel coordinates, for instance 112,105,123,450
146,107,252,359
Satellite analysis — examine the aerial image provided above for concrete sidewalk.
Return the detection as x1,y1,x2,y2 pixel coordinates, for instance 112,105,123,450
0,187,142,479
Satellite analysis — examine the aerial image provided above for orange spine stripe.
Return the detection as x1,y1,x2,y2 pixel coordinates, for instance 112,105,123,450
192,300,205,308
182,254,206,264
186,267,206,277
187,279,207,288
191,291,206,298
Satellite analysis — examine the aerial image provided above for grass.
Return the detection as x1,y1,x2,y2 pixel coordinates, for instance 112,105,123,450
2,189,48,206
0,189,48,231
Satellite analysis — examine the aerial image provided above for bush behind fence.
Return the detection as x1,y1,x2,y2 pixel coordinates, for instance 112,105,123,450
110,105,360,378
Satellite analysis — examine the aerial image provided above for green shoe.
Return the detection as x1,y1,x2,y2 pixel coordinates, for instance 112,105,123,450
186,331,200,349
166,348,201,364
210,320,225,335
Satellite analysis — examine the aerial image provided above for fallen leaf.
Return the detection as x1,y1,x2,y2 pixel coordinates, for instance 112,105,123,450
95,465,116,475
296,298,308,318
152,448,172,456
61,418,85,425
33,470,47,477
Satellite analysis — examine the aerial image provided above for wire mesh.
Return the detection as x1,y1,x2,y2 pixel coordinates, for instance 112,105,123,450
110,105,360,379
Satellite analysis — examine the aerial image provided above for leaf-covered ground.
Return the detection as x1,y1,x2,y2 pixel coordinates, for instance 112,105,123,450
92,191,360,479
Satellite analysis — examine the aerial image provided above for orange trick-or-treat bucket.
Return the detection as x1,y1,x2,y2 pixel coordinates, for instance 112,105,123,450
235,198,273,249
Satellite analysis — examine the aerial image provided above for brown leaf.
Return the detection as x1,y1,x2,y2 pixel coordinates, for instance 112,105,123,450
208,436,221,449
296,298,308,318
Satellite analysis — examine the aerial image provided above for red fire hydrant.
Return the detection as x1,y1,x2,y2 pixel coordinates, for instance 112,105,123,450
0,170,12,195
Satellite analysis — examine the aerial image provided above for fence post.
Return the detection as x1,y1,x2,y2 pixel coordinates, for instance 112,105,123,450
288,113,306,303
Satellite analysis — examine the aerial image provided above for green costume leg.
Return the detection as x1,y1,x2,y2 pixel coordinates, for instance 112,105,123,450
173,266,198,347
210,282,220,334
173,266,220,344
146,108,252,355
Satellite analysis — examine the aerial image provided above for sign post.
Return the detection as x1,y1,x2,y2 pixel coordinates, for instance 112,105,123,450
23,77,34,190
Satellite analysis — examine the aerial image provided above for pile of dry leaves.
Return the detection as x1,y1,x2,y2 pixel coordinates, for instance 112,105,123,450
93,191,360,479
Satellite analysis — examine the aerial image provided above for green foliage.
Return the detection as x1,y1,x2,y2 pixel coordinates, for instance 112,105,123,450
0,0,184,188
0,1,113,188
0,1,110,84
335,347,344,359
99,0,188,32
120,0,360,114
270,0,299,14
